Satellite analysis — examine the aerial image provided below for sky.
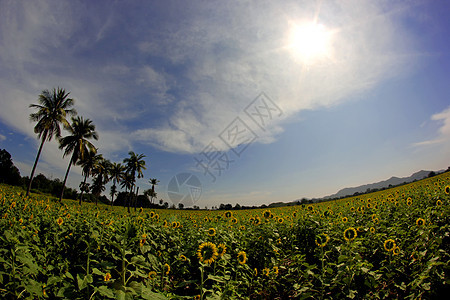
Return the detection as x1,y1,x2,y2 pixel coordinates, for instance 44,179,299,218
0,0,449,208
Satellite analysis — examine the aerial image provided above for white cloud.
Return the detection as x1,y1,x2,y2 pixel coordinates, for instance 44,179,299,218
414,106,450,147
129,0,418,153
0,0,423,159
0,134,6,142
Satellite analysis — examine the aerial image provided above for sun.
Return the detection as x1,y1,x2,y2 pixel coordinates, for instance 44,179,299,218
287,22,333,64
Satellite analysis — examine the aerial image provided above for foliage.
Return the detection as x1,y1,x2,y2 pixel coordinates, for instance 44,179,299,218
0,172,449,299
0,149,22,186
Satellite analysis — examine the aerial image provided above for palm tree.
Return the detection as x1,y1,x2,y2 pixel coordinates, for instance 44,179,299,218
77,149,101,205
58,116,98,202
120,172,134,209
27,88,76,197
109,162,125,206
149,178,160,204
91,157,111,205
123,151,146,212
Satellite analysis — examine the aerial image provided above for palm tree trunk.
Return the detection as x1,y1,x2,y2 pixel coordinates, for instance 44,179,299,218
134,186,139,211
59,155,74,203
127,185,132,214
26,131,48,197
79,173,88,205
111,178,117,207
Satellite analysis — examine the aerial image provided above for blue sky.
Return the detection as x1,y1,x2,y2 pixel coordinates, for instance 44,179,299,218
0,0,449,207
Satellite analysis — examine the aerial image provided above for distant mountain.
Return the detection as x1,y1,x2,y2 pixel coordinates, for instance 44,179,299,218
323,170,440,200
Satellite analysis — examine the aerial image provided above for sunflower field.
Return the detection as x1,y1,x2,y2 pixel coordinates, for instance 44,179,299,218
0,173,449,299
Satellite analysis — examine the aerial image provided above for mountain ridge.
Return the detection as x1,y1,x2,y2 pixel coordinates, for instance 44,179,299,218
321,170,442,200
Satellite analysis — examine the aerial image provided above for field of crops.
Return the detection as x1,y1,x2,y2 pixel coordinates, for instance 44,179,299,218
1,173,449,299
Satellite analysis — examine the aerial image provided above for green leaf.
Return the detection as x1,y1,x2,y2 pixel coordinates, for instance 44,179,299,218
92,268,104,276
96,285,115,298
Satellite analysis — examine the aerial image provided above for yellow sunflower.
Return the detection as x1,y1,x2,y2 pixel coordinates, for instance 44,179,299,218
416,218,425,226
436,199,442,207
56,217,64,226
224,211,233,218
444,185,450,195
197,242,218,265
315,233,330,247
383,239,396,252
207,228,216,237
342,217,348,223
237,251,247,265
148,271,157,279
263,209,271,219
392,246,401,256
164,263,170,275
262,268,270,276
273,266,279,275
179,254,187,261
343,227,357,242
217,243,227,257
104,272,112,281
370,227,375,234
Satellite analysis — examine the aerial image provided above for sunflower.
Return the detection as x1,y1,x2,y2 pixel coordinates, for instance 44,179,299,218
277,217,284,224
148,271,157,279
240,225,246,230
383,239,396,252
445,185,450,194
254,268,258,276
254,216,261,225
217,243,226,257
392,246,401,256
263,209,271,219
237,251,247,265
164,264,170,275
104,272,112,281
231,217,238,224
370,227,375,234
56,217,64,226
416,218,425,226
262,268,270,276
343,227,357,241
315,233,330,247
406,197,412,206
273,266,279,275
224,211,233,218
207,228,216,237
436,199,442,207
197,242,218,265
342,217,348,223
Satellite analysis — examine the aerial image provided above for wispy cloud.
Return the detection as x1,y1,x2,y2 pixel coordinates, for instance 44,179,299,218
414,106,450,147
0,0,423,159
0,134,6,142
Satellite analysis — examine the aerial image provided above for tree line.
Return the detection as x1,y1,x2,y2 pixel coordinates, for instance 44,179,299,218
17,87,161,211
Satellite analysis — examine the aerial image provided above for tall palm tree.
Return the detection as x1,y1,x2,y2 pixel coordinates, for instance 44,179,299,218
58,116,98,202
123,151,146,212
91,157,111,205
149,178,160,204
109,162,125,206
77,149,101,205
120,172,134,208
27,88,76,197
